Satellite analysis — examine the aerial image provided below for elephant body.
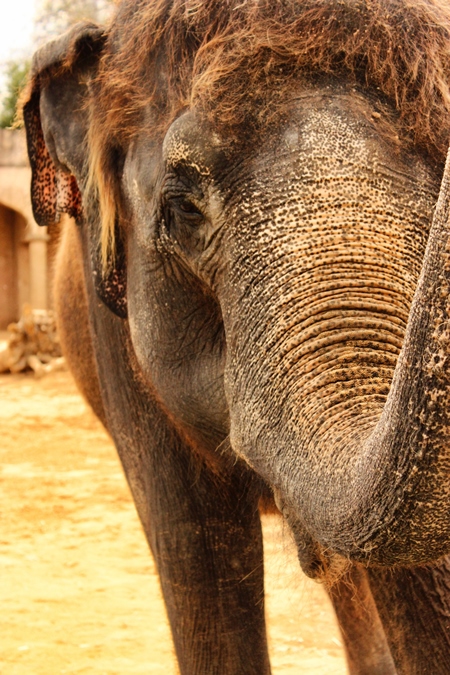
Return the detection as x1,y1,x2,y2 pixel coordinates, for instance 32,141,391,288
23,0,450,672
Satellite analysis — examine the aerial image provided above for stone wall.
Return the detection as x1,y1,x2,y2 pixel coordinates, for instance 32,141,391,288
0,129,50,329
0,128,28,167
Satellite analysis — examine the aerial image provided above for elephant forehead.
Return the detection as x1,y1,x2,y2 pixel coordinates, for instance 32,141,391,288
278,92,393,163
298,108,372,160
235,94,422,204
162,113,224,175
164,133,211,176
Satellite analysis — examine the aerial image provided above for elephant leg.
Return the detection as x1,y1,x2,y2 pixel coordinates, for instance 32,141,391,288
327,563,396,674
120,412,271,675
62,228,271,674
96,334,270,674
368,559,450,674
132,429,271,675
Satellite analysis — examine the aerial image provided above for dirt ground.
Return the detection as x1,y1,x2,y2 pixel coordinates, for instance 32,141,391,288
0,369,348,674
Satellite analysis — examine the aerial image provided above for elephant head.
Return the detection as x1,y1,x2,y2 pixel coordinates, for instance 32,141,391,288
23,0,450,571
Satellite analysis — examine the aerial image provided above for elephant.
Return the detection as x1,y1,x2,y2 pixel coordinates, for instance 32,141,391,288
22,0,450,672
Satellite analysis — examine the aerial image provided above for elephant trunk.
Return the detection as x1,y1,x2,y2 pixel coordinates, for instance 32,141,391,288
223,148,450,566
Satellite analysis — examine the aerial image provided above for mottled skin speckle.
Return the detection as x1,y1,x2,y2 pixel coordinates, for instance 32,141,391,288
24,97,82,225
23,17,450,675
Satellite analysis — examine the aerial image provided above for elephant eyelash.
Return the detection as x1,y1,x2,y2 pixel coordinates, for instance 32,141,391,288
172,197,203,218
162,189,205,228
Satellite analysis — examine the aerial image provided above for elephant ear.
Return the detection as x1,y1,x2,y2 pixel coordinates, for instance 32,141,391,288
23,22,105,225
23,22,128,319
24,95,83,225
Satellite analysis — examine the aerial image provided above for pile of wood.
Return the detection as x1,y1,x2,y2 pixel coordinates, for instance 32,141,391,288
0,305,66,377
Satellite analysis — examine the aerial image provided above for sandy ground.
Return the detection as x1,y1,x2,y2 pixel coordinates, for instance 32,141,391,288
0,369,348,674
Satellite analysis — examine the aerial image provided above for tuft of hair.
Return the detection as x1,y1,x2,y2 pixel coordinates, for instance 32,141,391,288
87,0,450,266
86,134,119,267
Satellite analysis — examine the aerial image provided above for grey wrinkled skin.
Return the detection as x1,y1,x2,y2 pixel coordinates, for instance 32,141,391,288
126,89,447,563
23,15,450,675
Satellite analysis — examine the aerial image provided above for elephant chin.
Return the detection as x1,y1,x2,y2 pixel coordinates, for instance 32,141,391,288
273,489,349,581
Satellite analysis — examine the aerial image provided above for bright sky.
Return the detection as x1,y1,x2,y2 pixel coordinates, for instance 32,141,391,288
0,0,38,99
0,0,37,63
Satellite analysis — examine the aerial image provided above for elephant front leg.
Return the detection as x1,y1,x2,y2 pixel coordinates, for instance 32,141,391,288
100,363,270,674
72,228,271,674
115,415,271,673
368,558,450,675
81,291,270,673
327,563,396,675
139,450,271,675
102,397,270,673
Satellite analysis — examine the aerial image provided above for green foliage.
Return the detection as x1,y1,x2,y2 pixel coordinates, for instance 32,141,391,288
0,61,30,129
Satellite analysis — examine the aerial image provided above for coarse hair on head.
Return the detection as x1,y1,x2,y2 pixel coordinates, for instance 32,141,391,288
87,0,450,267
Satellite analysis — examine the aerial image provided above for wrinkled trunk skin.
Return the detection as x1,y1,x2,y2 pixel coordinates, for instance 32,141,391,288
220,93,448,565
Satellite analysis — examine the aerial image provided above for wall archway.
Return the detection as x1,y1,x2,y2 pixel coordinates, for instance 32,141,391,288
0,130,50,329
0,203,31,329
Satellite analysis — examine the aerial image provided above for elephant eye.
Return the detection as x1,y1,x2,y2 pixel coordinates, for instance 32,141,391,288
166,195,204,227
177,198,203,218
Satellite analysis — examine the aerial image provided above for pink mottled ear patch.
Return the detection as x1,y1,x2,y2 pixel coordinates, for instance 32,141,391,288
24,96,82,226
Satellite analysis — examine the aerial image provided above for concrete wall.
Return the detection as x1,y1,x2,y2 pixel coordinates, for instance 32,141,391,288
0,204,17,327
0,127,29,167
0,129,51,329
